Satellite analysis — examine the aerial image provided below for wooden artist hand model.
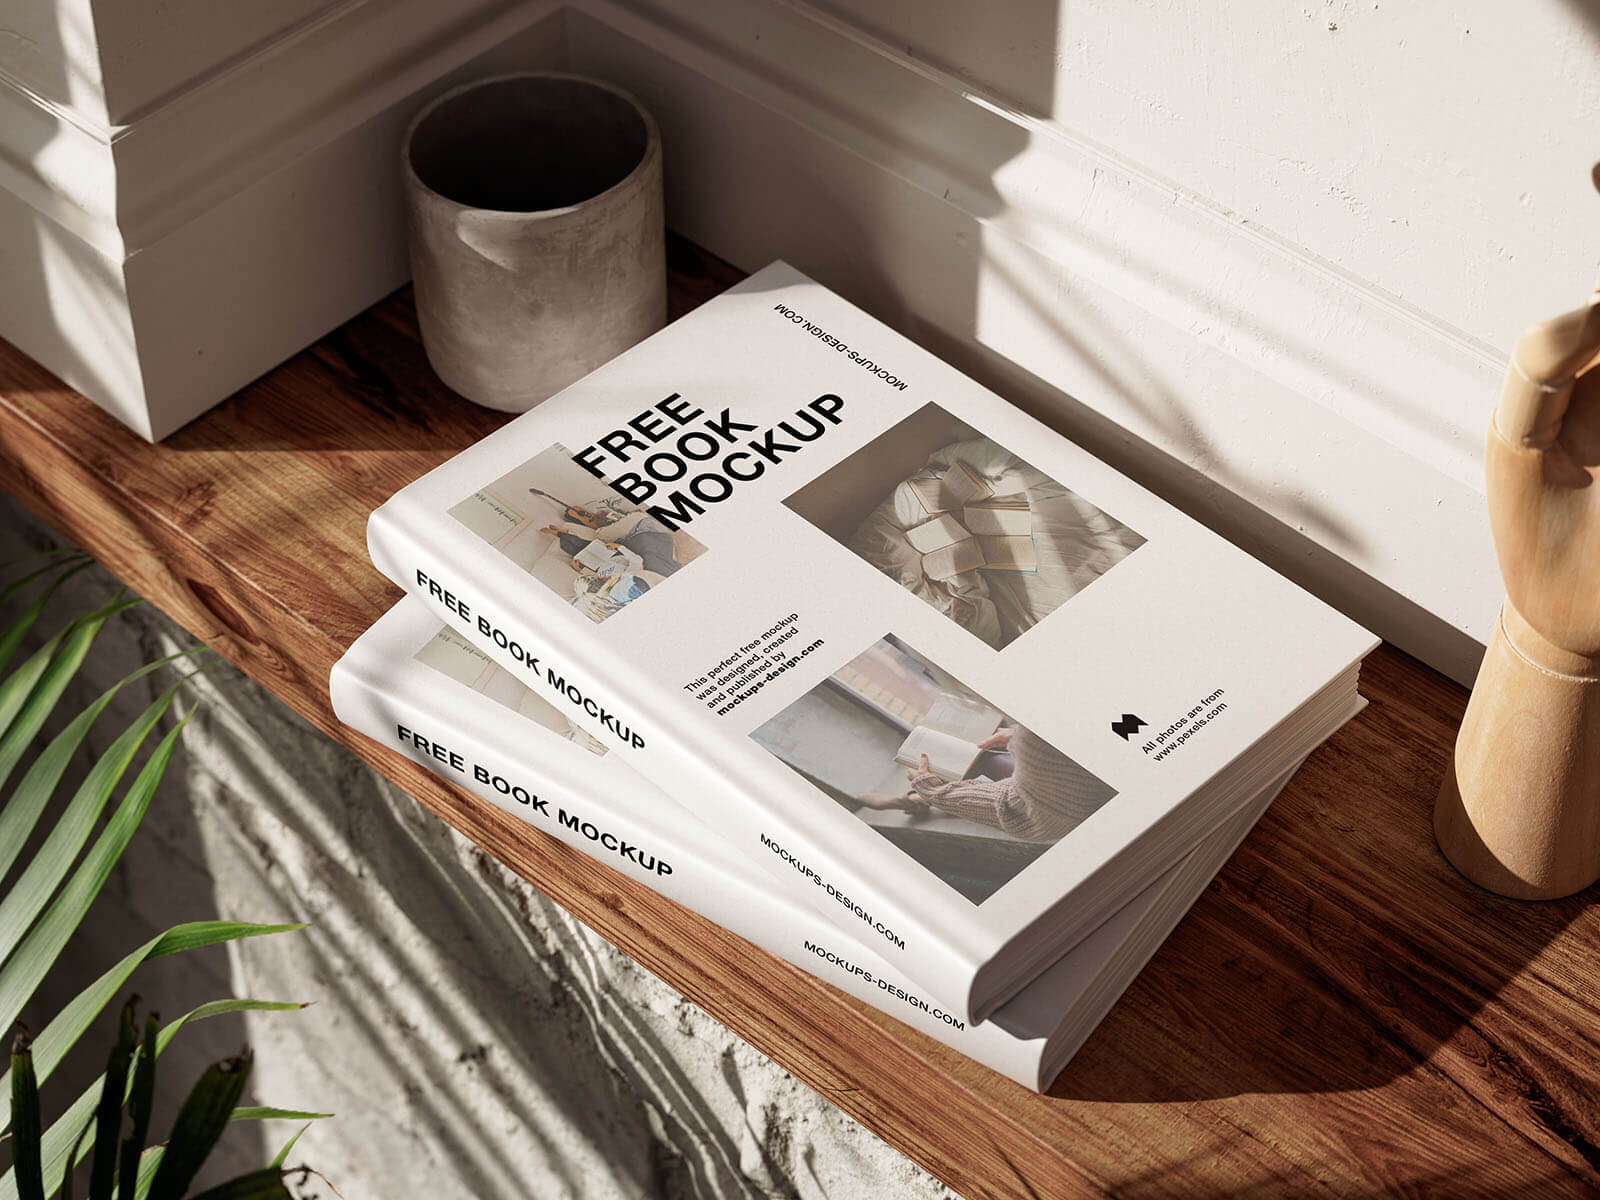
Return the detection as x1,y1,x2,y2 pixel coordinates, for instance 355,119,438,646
1435,287,1600,899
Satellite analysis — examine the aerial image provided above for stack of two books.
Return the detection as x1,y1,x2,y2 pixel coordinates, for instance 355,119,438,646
332,263,1376,1091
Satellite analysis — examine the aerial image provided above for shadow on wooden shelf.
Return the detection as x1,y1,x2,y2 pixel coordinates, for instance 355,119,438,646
1055,646,1590,1112
162,240,738,458
1,233,1597,1198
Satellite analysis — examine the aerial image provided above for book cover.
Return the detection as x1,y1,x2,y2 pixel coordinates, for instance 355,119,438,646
368,261,1376,1021
331,598,1308,1090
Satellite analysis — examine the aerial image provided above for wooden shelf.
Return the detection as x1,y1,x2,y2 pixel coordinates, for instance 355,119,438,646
3,238,1597,1198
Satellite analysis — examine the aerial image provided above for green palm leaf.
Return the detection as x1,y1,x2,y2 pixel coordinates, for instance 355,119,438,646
0,673,197,960
0,549,82,578
0,998,307,1200
267,1126,306,1172
131,1099,330,1200
59,1114,93,1200
0,553,83,623
0,559,90,679
0,598,141,797
9,1033,43,1200
183,1170,291,1200
0,549,82,581
0,649,198,886
143,1053,253,1200
0,716,189,1040
225,1109,329,1124
117,1013,159,1200
0,581,325,1198
0,924,305,1133
85,1005,137,1200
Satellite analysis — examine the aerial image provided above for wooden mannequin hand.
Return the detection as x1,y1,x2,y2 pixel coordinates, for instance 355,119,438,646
1435,284,1600,901
1488,293,1600,663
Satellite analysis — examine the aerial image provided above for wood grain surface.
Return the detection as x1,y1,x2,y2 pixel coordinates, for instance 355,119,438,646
2,237,1597,1199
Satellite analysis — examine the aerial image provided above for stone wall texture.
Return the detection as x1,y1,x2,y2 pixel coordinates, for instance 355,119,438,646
4,498,956,1200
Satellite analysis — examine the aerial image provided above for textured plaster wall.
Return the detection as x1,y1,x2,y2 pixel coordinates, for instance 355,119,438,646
4,499,955,1200
829,0,1600,352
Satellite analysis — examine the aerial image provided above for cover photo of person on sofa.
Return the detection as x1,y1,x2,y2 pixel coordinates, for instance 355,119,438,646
448,444,707,623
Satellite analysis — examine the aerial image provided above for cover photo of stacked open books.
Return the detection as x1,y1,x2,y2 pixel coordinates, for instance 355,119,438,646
332,262,1377,1091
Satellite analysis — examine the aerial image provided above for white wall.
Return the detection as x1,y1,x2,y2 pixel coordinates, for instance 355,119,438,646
566,0,1600,682
832,0,1600,352
4,0,1593,656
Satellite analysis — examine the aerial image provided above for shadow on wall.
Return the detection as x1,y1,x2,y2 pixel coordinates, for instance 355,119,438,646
1,3,142,418
805,0,1476,481
151,637,961,1197
737,0,1421,531
4,505,276,1188
2,497,956,1200
581,0,1541,683
1560,0,1600,35
906,307,1489,678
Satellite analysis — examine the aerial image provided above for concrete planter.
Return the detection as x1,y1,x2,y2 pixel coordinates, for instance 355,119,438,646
403,73,666,412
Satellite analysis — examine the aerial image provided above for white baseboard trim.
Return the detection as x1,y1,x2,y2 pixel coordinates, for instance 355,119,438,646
568,0,1500,683
0,0,1501,679
0,0,568,441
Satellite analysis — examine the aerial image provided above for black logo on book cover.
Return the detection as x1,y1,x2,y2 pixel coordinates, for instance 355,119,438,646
1111,714,1147,741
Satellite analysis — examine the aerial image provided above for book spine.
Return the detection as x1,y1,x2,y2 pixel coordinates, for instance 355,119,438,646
328,654,1041,1088
367,501,982,1018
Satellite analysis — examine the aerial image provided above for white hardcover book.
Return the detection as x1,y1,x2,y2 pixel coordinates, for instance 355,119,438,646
368,261,1377,1022
331,598,1316,1091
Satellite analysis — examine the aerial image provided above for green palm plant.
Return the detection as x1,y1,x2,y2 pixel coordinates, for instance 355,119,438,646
0,552,328,1199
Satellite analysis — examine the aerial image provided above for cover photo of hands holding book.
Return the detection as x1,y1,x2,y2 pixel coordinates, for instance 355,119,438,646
753,635,1115,904
346,261,1377,1090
